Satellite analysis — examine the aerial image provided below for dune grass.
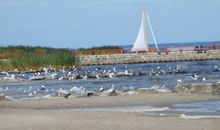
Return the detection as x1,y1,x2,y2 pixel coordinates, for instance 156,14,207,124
78,45,122,50
76,45,123,55
0,46,76,71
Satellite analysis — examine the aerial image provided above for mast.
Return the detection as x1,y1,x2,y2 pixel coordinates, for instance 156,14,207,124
146,13,159,52
131,11,148,52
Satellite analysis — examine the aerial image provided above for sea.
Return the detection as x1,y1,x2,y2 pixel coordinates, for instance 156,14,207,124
121,41,220,50
1,41,220,118
1,60,220,99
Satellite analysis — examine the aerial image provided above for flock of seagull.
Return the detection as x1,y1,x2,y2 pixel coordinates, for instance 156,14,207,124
1,64,220,83
1,64,220,99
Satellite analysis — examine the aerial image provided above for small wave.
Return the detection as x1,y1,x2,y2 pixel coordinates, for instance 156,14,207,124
180,114,220,119
0,94,17,101
17,95,60,101
63,105,170,112
121,106,170,112
171,101,220,113
5,96,17,101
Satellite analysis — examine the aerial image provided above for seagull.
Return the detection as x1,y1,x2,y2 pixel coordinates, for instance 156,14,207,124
58,76,64,80
108,73,114,78
67,71,72,76
40,85,46,91
28,92,33,96
177,79,182,83
2,71,9,76
95,74,100,79
190,74,199,80
113,67,116,72
82,75,88,80
214,65,220,72
125,70,129,75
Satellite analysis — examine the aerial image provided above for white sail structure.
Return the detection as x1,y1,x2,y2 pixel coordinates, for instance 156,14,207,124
132,11,148,52
132,11,159,52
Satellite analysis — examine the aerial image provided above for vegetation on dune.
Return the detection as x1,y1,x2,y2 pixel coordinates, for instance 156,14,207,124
76,45,123,55
0,45,76,70
78,45,122,50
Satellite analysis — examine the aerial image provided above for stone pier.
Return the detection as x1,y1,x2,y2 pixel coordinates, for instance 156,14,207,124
78,50,220,66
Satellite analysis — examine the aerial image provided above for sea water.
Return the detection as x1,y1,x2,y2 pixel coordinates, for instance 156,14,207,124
171,100,220,113
1,60,220,99
168,100,220,119
1,60,220,118
56,101,220,119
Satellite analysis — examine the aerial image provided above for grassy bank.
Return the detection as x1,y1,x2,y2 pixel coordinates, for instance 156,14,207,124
0,46,76,71
75,45,123,55
78,45,122,50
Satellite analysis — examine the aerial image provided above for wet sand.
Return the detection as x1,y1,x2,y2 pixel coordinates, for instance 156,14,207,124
0,93,220,130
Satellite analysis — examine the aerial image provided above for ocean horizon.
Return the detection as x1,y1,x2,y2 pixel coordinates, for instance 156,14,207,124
121,41,220,50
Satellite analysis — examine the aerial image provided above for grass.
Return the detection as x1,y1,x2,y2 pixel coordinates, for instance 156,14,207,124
0,45,76,71
76,45,123,55
78,45,122,50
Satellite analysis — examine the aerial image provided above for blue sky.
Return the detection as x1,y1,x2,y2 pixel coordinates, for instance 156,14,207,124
0,0,219,48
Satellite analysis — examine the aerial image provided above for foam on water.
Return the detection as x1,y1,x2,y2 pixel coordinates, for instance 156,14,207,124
63,105,170,112
180,114,220,119
17,94,57,101
151,100,220,119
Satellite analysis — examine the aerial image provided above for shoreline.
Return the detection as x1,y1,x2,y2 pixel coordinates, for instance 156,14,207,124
0,93,220,130
1,93,219,109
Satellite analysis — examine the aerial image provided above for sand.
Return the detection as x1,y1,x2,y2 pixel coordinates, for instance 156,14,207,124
0,93,220,130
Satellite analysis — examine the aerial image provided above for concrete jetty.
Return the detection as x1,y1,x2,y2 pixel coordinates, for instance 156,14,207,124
78,50,220,66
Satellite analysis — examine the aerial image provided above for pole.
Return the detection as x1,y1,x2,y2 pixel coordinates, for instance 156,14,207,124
146,13,159,52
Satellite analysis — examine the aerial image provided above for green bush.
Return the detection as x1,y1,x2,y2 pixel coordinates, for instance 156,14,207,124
79,45,122,50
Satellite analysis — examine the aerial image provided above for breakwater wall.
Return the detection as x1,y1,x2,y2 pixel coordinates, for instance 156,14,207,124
78,50,220,66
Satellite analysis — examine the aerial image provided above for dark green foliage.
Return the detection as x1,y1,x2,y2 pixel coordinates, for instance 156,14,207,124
78,45,122,50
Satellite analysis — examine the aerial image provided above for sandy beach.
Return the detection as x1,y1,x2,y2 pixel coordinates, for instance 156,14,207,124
1,0,220,129
0,93,220,130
